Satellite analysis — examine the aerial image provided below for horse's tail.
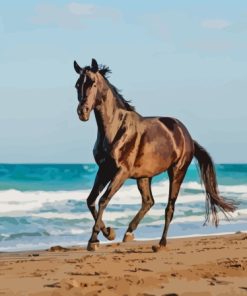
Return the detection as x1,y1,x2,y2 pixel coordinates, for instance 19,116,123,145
193,140,237,226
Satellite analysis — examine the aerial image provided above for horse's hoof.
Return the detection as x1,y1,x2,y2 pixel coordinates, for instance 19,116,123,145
87,241,100,251
103,227,116,241
152,244,166,253
123,232,135,243
107,227,116,241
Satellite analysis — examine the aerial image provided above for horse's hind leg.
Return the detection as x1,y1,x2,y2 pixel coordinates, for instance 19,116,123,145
152,162,190,252
123,177,154,242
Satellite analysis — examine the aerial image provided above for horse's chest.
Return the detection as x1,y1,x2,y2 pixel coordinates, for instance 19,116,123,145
93,138,112,164
93,138,106,164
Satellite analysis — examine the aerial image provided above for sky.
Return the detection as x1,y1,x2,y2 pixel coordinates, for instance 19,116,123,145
0,0,246,163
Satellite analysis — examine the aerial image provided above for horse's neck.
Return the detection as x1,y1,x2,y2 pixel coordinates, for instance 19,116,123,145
94,89,124,142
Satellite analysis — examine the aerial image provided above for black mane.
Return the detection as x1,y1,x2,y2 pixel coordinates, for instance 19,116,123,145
98,65,136,112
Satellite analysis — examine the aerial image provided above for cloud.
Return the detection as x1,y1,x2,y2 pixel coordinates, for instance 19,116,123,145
189,39,233,52
68,2,120,20
31,2,120,29
68,3,97,16
201,19,231,30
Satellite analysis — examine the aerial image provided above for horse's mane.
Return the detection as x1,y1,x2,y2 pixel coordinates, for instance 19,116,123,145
98,65,135,112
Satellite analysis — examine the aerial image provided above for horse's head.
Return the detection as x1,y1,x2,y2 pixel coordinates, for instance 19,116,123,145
73,58,100,121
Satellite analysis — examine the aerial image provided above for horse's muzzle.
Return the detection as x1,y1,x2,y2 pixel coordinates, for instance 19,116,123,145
77,106,90,121
79,114,89,121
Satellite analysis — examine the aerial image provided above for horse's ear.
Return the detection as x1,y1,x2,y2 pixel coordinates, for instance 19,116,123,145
91,58,98,73
74,61,82,74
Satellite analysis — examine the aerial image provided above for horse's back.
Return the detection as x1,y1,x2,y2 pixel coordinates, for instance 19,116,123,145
130,116,194,178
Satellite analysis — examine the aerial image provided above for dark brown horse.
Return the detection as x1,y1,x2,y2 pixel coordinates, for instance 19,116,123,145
73,58,236,252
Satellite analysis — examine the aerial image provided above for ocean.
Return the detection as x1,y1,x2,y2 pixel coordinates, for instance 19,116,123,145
0,163,246,252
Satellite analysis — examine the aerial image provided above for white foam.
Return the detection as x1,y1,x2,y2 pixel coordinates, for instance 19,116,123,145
219,184,247,194
0,180,245,216
0,181,170,207
20,208,247,228
181,181,247,194
139,208,247,227
48,228,86,236
31,210,138,221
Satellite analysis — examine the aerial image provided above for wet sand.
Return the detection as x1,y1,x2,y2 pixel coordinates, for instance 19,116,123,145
0,233,246,296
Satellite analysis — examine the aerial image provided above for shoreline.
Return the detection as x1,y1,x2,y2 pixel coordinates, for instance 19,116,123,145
1,230,246,253
0,233,246,296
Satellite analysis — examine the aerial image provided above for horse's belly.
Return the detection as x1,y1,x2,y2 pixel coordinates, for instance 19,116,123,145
131,150,175,178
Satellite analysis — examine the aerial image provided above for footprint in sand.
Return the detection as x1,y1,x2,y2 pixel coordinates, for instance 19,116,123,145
125,267,153,272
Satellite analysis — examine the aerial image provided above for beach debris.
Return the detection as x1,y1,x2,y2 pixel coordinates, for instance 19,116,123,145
48,245,69,252
66,272,84,276
239,287,247,291
44,282,61,288
28,253,39,257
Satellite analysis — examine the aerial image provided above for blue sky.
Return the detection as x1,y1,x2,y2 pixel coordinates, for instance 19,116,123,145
0,1,246,163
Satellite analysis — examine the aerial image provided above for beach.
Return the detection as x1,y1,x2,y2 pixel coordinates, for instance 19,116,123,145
0,164,246,295
0,232,246,296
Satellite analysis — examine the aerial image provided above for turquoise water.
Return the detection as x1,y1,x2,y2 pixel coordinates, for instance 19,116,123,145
1,163,247,191
0,163,246,251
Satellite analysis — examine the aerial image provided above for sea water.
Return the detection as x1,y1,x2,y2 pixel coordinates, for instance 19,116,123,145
0,163,246,251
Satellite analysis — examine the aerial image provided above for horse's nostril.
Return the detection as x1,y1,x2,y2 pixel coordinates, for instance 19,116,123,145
84,107,89,113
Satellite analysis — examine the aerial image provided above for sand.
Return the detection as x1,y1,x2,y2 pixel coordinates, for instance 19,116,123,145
0,233,246,296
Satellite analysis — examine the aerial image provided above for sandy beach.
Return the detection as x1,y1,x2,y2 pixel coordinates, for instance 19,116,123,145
0,233,246,296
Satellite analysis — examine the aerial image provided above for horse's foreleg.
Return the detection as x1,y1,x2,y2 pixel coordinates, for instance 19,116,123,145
123,177,154,242
87,168,128,250
86,166,112,239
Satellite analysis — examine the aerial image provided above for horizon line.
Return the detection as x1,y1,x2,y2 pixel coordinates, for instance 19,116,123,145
0,162,246,165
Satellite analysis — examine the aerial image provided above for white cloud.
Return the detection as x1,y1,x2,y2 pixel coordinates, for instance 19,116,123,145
189,39,232,52
68,2,120,20
68,3,97,16
31,2,120,29
201,19,231,30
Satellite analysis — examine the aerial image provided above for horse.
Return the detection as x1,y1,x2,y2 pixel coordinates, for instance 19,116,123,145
73,58,236,252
